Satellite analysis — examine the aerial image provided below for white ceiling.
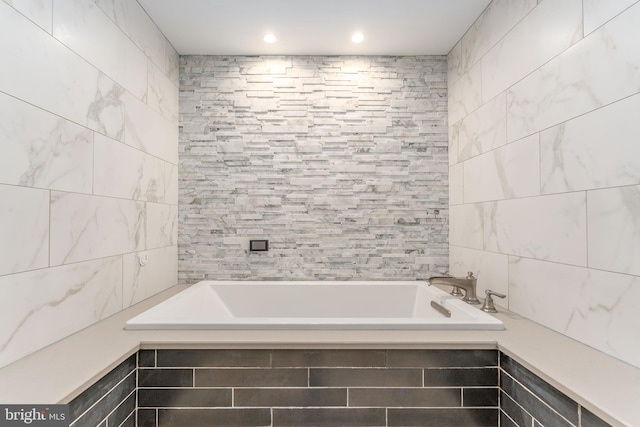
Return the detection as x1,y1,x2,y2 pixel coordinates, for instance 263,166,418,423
139,0,491,56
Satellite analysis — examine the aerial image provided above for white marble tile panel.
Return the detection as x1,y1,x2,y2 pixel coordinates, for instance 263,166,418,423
484,193,587,266
50,192,145,265
123,92,178,164
464,134,539,203
52,0,148,101
588,185,640,276
0,93,93,193
164,163,178,205
457,92,507,162
0,256,122,368
507,2,640,142
3,0,52,33
449,163,464,205
0,2,125,140
94,0,166,73
147,61,179,124
448,62,482,126
541,93,640,194
509,257,640,368
449,246,510,306
448,124,459,166
447,40,463,87
93,134,164,202
147,203,178,249
583,0,639,35
0,184,49,276
461,0,537,74
123,246,177,307
165,40,179,85
482,0,583,103
449,203,484,249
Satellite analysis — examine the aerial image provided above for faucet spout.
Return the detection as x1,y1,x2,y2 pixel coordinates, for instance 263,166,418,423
427,272,481,305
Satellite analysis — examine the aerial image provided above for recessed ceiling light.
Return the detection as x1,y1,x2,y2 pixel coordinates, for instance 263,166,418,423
352,33,364,43
264,33,277,43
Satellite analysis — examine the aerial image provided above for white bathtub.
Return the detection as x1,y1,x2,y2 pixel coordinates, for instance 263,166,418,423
125,281,504,330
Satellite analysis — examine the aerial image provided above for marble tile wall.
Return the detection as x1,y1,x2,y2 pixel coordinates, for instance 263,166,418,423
448,0,640,368
180,56,449,282
0,0,178,368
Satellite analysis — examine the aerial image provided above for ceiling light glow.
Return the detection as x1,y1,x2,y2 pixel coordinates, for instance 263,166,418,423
264,33,277,43
351,33,364,43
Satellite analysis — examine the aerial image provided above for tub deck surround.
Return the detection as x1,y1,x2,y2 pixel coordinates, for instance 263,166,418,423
0,286,638,427
125,281,504,331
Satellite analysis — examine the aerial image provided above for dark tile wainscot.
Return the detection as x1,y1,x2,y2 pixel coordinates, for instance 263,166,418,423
67,349,612,427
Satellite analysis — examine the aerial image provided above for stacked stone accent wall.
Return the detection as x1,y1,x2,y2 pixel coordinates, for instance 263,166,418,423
179,56,448,282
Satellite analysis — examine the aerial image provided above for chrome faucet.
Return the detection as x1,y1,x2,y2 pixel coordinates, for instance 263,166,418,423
427,272,481,304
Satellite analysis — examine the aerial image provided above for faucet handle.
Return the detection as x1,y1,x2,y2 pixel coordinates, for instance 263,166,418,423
466,271,476,280
481,289,506,313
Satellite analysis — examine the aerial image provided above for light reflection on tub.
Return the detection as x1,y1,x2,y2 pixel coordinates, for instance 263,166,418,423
125,281,504,330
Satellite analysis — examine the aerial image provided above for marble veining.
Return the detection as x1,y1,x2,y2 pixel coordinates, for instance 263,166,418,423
506,1,640,142
540,93,640,194
52,0,148,100
123,246,177,307
483,193,587,266
481,0,583,103
94,0,167,74
588,185,640,277
50,192,146,266
0,257,122,368
0,184,49,276
93,134,165,202
0,93,93,193
509,257,640,368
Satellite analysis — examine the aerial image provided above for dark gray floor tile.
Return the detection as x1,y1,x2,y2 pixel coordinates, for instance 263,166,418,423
138,388,232,407
69,354,136,421
310,367,422,387
195,368,308,387
501,390,532,427
273,408,386,426
348,387,461,407
502,354,579,425
235,387,347,407
424,367,498,387
271,349,386,367
387,407,498,426
137,409,156,427
464,387,499,407
138,350,156,368
158,408,271,427
156,349,270,367
581,406,613,427
501,372,573,427
138,369,193,387
387,349,498,368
